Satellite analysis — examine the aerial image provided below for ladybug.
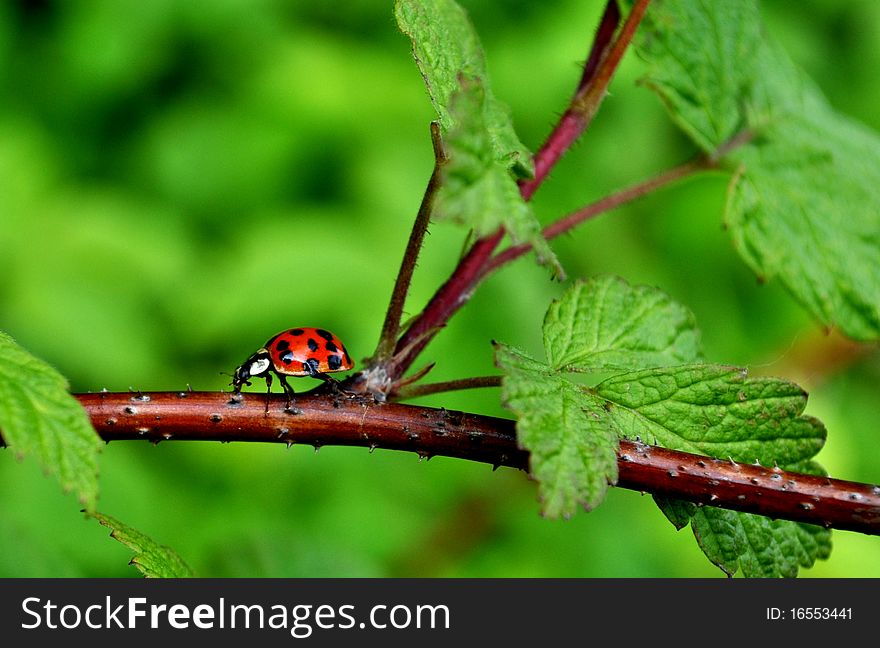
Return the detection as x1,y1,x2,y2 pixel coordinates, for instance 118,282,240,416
232,327,354,410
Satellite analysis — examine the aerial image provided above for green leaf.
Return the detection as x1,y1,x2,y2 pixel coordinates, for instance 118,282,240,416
543,275,702,372
497,277,830,575
653,496,696,531
395,0,562,276
90,511,195,578
0,331,102,512
724,52,880,341
435,78,562,277
638,0,880,341
595,364,826,466
637,0,760,153
394,0,532,173
494,343,618,518
494,276,704,517
691,508,831,578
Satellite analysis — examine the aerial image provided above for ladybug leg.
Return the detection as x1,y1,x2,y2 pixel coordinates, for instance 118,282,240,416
316,373,341,393
279,374,297,411
263,373,273,414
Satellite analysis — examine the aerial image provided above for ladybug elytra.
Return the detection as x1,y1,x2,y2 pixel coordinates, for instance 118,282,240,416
232,327,354,410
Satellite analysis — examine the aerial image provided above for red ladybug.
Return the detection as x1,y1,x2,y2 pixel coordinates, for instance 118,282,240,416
232,327,354,410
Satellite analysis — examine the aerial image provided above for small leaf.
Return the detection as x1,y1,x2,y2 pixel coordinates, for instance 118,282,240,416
596,364,826,466
395,0,532,173
0,331,102,512
691,508,830,578
435,78,562,277
395,0,561,276
495,343,618,518
543,275,702,372
653,496,695,531
90,511,195,578
638,0,880,340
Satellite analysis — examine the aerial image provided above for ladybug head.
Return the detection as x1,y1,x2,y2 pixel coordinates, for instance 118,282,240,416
231,349,272,393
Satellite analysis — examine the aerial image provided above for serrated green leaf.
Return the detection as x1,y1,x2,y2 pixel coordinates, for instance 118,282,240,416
395,0,561,276
724,54,880,341
691,507,830,578
596,364,826,466
543,275,702,372
0,331,102,512
90,511,195,578
638,0,880,341
495,277,830,576
494,343,618,518
435,78,562,277
395,0,532,174
637,0,760,153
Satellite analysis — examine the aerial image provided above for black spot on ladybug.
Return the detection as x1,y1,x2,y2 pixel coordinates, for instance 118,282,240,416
325,341,338,352
327,354,342,370
281,351,294,364
302,358,320,374
289,328,304,336
316,329,334,342
307,338,319,352
276,339,290,352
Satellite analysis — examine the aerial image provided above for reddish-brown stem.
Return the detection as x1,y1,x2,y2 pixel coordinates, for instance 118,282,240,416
579,1,623,90
573,0,650,117
390,228,505,377
520,0,622,199
72,391,880,536
394,375,502,400
391,1,653,379
374,122,446,361
483,126,756,278
484,156,710,277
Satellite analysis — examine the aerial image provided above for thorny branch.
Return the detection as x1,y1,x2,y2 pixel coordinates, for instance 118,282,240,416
73,390,880,536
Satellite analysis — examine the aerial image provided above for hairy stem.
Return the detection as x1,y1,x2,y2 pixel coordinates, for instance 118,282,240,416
520,0,622,199
75,391,880,536
391,1,653,378
394,375,502,400
374,122,446,361
484,156,710,277
390,228,504,377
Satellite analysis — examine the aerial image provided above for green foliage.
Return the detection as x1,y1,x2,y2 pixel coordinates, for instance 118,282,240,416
394,0,532,173
0,331,102,512
543,276,702,372
637,1,761,152
90,511,195,578
495,275,700,519
395,0,561,277
596,365,826,465
495,343,618,517
638,0,880,341
497,277,830,576
690,508,831,578
1,0,877,579
659,460,833,577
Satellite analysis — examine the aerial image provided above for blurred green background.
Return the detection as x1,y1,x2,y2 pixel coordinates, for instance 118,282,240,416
1,0,878,577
